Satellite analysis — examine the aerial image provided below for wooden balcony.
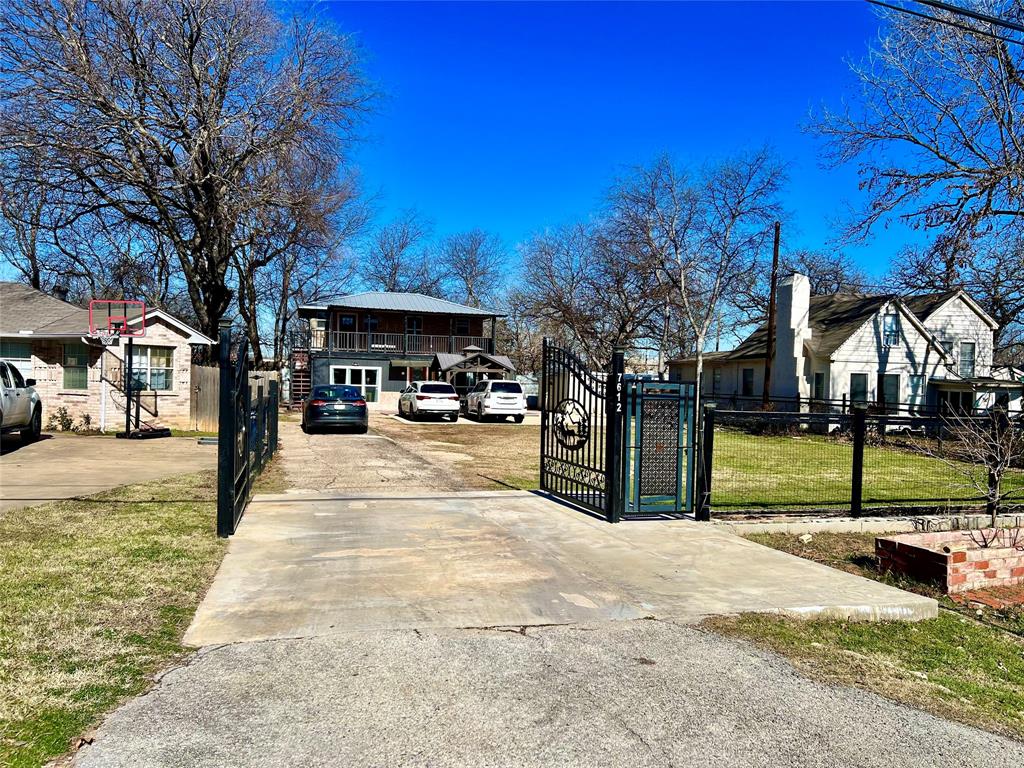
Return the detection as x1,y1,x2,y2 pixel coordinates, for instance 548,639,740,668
302,329,494,355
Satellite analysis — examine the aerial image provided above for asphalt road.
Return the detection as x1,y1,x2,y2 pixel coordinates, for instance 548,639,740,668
76,618,1024,768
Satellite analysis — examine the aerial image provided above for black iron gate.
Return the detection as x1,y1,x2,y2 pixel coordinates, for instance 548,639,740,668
216,320,279,537
540,338,700,522
539,339,625,522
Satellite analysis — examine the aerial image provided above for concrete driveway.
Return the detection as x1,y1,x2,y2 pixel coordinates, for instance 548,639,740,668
0,432,215,512
71,420,1024,768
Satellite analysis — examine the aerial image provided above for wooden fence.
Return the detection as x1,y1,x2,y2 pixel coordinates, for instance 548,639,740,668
190,364,280,433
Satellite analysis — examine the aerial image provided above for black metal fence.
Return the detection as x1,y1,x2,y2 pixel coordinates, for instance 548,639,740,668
702,406,1024,518
217,321,280,537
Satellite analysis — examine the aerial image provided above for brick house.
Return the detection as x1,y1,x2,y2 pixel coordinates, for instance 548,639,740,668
0,282,214,431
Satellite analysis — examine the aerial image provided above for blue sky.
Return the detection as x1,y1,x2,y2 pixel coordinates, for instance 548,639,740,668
325,0,921,280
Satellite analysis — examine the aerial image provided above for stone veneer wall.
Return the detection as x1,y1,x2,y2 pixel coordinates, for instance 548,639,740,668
876,530,1024,593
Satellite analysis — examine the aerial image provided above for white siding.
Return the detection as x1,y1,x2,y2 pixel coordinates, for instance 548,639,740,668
828,301,945,406
921,295,994,379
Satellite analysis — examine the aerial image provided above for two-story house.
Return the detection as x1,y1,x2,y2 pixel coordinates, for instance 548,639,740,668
291,292,513,408
669,273,1023,415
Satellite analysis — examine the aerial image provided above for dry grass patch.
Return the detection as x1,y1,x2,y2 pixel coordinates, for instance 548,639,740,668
705,612,1024,740
370,415,540,490
0,471,226,768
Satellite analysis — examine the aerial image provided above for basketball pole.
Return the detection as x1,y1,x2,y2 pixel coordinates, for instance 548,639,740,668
125,336,134,435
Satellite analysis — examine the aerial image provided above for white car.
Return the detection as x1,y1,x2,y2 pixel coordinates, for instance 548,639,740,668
0,360,42,443
465,379,527,423
398,381,460,422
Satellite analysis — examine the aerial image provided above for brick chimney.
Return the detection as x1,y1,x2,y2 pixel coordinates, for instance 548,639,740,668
772,273,811,400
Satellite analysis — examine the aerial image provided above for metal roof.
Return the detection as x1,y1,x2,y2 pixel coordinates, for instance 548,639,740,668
298,292,503,317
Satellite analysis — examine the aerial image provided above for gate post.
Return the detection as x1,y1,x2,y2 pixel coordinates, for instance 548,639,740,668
851,404,867,518
216,320,235,538
539,337,549,493
605,347,626,523
695,404,716,521
269,379,279,457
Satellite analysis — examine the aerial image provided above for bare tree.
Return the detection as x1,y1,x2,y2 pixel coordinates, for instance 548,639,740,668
608,150,786,399
438,229,505,307
362,212,444,296
518,222,665,367
734,248,869,326
496,289,546,375
926,410,1024,529
0,0,371,338
232,153,367,367
886,234,1024,365
815,2,1024,248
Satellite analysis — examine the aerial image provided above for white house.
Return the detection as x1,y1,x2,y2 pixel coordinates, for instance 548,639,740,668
668,273,1023,415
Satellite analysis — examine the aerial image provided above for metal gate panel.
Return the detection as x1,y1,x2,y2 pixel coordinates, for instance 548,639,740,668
623,381,695,517
539,339,624,521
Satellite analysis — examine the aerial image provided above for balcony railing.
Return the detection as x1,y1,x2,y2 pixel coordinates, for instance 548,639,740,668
301,329,494,355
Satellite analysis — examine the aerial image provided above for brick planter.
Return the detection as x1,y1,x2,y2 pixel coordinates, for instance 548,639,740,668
876,529,1024,594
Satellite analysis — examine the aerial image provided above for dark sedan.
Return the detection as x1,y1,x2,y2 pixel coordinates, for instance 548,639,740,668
301,385,369,433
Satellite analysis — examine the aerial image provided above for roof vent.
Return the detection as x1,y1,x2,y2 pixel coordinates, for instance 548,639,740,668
461,344,483,354
52,285,69,302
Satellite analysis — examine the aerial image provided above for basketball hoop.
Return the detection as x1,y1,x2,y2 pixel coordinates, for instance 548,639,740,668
95,329,120,346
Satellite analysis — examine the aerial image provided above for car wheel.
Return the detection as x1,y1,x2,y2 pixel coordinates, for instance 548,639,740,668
514,414,525,424
449,412,459,422
21,406,41,443
477,404,485,422
356,424,369,434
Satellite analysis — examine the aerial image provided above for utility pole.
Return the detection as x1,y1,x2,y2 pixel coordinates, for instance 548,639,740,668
762,221,780,407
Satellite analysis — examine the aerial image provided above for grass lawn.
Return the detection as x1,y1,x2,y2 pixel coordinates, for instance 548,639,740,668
712,428,1024,511
0,471,226,768
706,530,1024,740
370,415,541,490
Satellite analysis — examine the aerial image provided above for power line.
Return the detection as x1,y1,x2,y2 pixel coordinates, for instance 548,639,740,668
914,0,1024,34
865,0,1024,46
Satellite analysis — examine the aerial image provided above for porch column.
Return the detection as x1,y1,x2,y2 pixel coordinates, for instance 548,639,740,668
490,317,497,353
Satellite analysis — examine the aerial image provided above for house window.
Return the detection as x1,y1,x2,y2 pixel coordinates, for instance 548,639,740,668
939,339,954,356
453,318,471,336
908,375,926,409
389,364,427,382
939,390,974,416
878,373,900,414
741,368,754,397
331,365,380,402
711,369,721,395
63,342,90,390
0,340,32,379
813,372,825,401
362,315,378,332
405,316,423,335
850,373,868,404
959,342,976,378
882,313,900,347
130,345,174,391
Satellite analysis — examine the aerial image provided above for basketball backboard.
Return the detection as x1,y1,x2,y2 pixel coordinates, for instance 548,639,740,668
89,299,147,339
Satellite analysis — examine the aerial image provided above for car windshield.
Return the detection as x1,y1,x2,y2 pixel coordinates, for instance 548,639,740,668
490,381,522,394
312,386,361,400
420,384,456,394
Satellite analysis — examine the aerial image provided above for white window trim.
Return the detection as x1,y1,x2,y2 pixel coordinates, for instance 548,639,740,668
329,365,382,403
959,342,976,378
131,344,175,392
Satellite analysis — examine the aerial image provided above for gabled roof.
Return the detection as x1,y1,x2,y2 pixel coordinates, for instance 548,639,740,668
433,351,516,373
0,281,213,345
0,281,90,337
727,294,894,360
299,292,503,317
673,288,974,366
125,308,214,345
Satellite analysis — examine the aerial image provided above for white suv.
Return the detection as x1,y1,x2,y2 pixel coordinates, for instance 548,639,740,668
0,361,42,443
398,381,460,422
465,379,527,423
